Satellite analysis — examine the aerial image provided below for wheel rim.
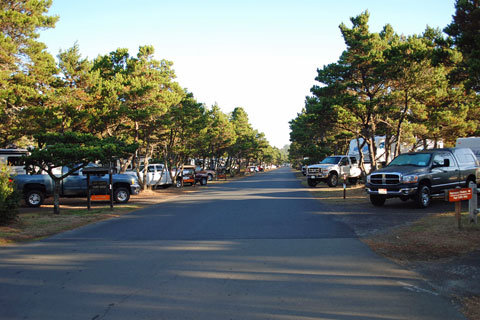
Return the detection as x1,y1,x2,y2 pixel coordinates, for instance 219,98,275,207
421,188,430,206
116,190,128,202
29,193,41,205
176,180,182,188
331,175,337,185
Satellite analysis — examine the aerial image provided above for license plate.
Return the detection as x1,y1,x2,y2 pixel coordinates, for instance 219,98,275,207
378,188,387,194
310,176,315,179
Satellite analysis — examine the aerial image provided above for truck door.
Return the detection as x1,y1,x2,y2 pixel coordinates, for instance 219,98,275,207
339,157,351,176
431,152,461,193
145,165,156,185
62,167,88,196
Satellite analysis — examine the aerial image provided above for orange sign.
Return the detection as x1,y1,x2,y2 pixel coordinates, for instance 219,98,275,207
448,188,472,202
91,194,111,201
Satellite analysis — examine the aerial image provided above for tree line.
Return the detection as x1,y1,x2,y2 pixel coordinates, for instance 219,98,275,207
0,1,287,190
289,1,480,172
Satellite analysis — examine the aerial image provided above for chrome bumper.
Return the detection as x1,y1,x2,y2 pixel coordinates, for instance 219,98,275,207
366,187,418,196
130,184,141,195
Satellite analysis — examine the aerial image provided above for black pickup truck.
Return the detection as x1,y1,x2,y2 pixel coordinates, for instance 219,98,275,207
365,148,480,208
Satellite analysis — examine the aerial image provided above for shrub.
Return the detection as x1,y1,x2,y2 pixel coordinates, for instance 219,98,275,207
0,166,20,225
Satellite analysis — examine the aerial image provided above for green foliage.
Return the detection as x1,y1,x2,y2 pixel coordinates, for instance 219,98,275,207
1,2,279,179
0,166,20,225
25,132,137,177
444,0,480,91
290,9,476,170
0,0,58,147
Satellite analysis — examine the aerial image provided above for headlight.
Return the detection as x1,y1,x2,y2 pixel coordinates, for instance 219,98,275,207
366,175,371,183
131,178,136,185
402,175,418,184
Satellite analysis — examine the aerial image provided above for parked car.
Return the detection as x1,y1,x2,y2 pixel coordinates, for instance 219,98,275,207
306,156,362,187
301,165,307,176
365,148,480,208
12,164,141,207
175,165,208,187
247,166,257,173
196,167,216,181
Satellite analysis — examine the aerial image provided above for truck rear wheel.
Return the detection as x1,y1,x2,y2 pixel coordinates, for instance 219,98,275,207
200,177,207,186
307,179,317,187
327,173,338,187
370,195,386,206
25,190,44,207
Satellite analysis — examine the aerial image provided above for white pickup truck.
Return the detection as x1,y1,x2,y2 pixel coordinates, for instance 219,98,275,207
126,164,173,188
306,155,362,187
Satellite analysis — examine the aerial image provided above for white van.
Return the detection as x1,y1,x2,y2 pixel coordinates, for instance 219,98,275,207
0,148,28,174
456,137,480,160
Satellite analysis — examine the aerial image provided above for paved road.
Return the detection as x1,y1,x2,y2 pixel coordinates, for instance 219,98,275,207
0,168,465,319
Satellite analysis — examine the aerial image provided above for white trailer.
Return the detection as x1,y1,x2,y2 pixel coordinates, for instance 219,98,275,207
456,137,480,161
0,148,28,174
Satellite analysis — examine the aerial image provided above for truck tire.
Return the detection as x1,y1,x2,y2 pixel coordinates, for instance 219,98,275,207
176,179,183,188
207,173,213,181
25,189,44,207
370,194,386,206
200,177,207,186
113,187,130,204
327,173,338,187
414,185,431,208
307,179,317,187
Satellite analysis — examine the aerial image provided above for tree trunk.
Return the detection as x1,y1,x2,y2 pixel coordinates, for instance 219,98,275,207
53,178,61,215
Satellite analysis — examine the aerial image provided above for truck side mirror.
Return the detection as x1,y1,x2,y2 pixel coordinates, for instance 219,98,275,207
443,159,450,167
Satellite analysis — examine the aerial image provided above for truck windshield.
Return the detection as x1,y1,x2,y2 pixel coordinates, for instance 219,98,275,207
320,156,341,164
388,153,432,167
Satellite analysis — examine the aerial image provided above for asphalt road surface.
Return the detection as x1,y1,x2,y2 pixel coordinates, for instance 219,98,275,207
0,168,466,320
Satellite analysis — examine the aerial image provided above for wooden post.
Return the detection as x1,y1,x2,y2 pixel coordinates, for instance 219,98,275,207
109,168,113,210
87,173,91,211
455,201,462,230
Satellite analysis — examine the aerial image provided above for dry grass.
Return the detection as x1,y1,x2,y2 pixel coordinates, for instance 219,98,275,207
363,212,480,262
0,204,142,245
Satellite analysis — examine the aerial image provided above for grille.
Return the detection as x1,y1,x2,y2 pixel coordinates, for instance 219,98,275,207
370,173,400,185
308,168,319,174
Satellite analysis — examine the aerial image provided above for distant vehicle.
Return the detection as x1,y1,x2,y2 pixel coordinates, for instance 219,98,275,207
247,166,257,173
365,148,480,208
196,167,216,181
301,165,307,176
175,165,208,187
306,156,361,187
0,148,28,174
12,164,141,207
456,137,480,161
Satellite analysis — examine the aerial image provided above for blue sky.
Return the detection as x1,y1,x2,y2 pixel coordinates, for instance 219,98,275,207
39,0,456,148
